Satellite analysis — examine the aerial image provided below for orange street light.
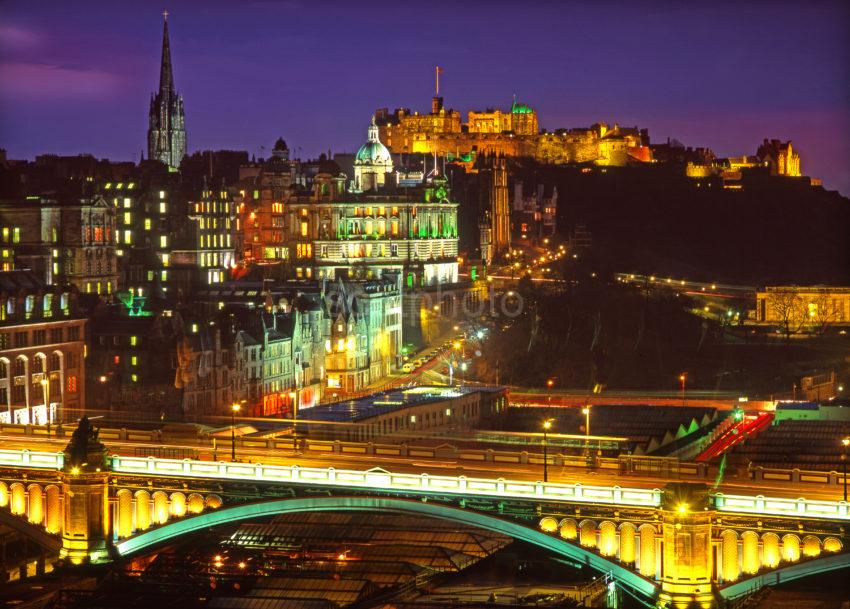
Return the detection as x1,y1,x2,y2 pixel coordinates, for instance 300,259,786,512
230,403,242,462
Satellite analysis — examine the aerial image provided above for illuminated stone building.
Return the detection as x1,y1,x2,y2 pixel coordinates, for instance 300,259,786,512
757,139,801,177
180,183,237,286
476,157,510,265
0,270,86,424
0,194,118,299
375,95,646,166
147,13,186,170
323,277,402,394
755,286,850,328
235,139,292,265
284,164,459,287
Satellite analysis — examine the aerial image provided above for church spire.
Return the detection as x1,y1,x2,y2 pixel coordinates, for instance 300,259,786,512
159,10,174,94
147,9,186,170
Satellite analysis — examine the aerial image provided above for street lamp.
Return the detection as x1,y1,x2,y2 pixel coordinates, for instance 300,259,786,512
289,391,298,440
842,437,849,503
40,378,49,430
230,403,241,462
542,419,553,482
679,373,687,406
581,406,591,437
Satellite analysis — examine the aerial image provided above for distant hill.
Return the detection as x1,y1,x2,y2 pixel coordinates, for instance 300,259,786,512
474,161,850,285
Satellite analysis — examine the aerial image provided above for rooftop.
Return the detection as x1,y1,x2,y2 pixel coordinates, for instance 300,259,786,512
306,385,502,423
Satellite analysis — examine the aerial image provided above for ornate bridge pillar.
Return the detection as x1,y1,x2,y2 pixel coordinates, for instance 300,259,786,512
59,416,111,565
658,483,714,609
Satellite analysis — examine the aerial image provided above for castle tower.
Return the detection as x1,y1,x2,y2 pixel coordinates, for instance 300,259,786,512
147,11,187,170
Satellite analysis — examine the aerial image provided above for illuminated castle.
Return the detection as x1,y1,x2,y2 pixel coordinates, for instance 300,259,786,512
374,94,648,166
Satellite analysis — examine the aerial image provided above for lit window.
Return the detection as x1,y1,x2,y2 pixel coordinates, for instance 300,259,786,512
131,374,138,382
144,218,151,230
123,212,131,224
130,335,137,346
160,235,167,248
131,356,137,366
159,202,166,214
123,198,131,209
159,190,165,199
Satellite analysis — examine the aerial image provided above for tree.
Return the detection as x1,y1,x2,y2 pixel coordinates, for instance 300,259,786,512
765,289,806,342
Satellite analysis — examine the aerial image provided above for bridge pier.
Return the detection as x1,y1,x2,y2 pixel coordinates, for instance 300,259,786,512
57,416,111,565
658,483,714,609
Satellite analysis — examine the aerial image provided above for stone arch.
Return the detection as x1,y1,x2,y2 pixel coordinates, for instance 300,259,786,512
204,494,222,509
781,534,800,562
169,492,187,518
823,537,842,553
116,490,134,538
539,516,558,533
579,520,597,548
9,483,26,515
134,491,151,531
187,493,205,514
619,523,637,564
721,529,740,582
44,485,61,534
558,518,577,540
598,521,617,557
802,535,821,558
113,496,660,601
761,532,780,569
741,530,759,574
26,484,43,525
0,481,8,508
152,491,169,525
639,524,656,578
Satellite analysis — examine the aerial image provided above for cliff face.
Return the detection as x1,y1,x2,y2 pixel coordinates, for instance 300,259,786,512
509,162,850,285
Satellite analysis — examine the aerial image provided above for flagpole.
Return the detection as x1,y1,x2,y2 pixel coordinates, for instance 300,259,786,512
435,65,440,96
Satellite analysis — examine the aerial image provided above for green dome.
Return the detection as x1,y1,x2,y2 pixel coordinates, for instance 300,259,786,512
355,117,392,166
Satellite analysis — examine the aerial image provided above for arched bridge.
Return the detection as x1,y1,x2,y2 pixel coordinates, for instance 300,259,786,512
1,447,849,608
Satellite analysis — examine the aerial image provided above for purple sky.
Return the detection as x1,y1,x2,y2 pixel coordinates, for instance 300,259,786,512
1,0,849,194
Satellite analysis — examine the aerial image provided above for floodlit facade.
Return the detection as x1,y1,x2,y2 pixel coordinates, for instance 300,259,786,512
0,271,86,424
755,286,850,329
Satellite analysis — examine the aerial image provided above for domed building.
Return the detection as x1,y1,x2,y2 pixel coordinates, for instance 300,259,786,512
354,116,393,191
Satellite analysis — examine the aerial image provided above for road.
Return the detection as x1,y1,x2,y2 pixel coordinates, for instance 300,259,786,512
3,432,846,504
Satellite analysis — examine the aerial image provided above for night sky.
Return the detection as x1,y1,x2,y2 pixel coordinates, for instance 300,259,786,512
1,0,849,194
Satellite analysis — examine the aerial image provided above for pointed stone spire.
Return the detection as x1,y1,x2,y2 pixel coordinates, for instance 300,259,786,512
147,9,186,169
159,10,174,94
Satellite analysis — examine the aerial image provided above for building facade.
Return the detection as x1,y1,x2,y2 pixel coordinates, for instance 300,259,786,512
755,286,850,330
0,194,119,299
284,170,459,287
375,96,647,166
0,271,86,424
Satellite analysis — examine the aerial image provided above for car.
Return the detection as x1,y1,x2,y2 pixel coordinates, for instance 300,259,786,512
402,363,414,373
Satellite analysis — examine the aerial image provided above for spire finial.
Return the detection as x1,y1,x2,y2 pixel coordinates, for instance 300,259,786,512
159,10,174,93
